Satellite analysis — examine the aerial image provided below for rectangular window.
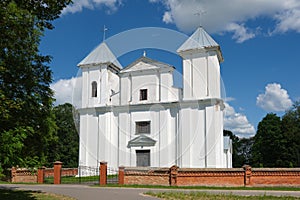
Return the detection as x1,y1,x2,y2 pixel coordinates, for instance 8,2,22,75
136,121,150,134
140,89,147,101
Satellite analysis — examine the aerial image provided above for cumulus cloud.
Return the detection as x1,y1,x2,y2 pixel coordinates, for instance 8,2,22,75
62,0,300,42
225,23,255,43
51,77,82,108
62,0,122,15
224,102,256,138
274,8,300,33
163,11,173,24
256,83,293,112
150,0,300,42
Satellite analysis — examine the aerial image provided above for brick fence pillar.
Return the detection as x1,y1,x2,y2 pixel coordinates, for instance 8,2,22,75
37,166,45,184
169,165,179,186
11,167,17,183
100,161,107,185
54,161,63,184
243,165,252,186
118,166,125,185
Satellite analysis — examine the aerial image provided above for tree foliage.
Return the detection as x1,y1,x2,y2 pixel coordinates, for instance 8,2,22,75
252,113,289,167
0,0,71,171
47,103,79,168
225,103,300,168
224,130,253,167
282,102,300,167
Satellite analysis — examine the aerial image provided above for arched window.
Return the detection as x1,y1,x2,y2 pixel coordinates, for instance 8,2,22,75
91,81,97,97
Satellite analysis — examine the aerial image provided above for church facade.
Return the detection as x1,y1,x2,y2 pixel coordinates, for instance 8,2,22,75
77,27,232,170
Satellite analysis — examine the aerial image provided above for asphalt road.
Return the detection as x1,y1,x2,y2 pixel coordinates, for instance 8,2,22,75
1,184,300,200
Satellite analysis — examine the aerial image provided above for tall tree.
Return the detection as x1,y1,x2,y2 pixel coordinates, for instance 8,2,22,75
282,102,300,167
47,103,79,168
252,113,289,167
236,137,254,166
0,0,71,172
224,130,253,167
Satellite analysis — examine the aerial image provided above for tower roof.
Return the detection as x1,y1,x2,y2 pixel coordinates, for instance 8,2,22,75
78,42,122,68
177,27,224,62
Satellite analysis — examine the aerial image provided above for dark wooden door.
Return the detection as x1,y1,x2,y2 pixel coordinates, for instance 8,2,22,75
136,150,150,167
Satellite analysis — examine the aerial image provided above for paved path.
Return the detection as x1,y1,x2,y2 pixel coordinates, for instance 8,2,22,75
1,184,300,200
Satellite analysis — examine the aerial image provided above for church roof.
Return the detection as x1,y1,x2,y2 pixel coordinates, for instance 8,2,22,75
78,42,122,68
177,27,219,51
177,27,224,62
120,56,174,74
127,134,156,148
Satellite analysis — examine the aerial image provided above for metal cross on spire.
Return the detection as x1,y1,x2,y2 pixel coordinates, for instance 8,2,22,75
102,25,108,42
194,9,207,27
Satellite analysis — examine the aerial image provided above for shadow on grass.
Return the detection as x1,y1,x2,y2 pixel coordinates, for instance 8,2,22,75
0,188,42,200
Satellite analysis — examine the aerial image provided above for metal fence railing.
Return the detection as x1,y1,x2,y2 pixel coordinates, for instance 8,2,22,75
44,166,99,185
107,167,118,184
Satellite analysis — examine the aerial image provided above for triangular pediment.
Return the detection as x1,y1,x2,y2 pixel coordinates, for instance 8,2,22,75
120,56,174,74
127,134,156,148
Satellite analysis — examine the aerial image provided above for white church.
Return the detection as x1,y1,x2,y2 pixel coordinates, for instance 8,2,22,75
77,27,232,170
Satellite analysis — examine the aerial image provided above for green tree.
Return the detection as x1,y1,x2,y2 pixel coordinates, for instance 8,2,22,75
236,137,254,166
224,130,253,167
252,113,289,167
224,130,240,167
0,0,71,171
47,103,79,168
282,102,300,167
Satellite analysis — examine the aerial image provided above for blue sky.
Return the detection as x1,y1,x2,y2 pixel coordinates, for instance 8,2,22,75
41,0,300,138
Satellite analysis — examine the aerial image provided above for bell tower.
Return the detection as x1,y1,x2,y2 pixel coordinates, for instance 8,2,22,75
78,42,122,108
177,27,223,100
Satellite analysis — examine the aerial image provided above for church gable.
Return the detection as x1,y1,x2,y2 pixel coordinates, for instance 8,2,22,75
127,134,156,148
120,56,174,74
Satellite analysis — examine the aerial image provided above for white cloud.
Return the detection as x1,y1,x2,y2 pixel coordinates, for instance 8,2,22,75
150,0,300,42
62,0,122,15
256,83,293,112
51,77,82,108
62,0,300,42
224,102,256,138
274,9,300,33
163,11,173,24
225,23,255,43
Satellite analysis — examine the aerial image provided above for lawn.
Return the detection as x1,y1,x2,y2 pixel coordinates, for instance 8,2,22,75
0,188,74,200
145,191,300,200
44,175,99,184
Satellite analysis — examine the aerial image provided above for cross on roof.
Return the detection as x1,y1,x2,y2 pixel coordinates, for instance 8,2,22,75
102,25,108,42
194,9,207,27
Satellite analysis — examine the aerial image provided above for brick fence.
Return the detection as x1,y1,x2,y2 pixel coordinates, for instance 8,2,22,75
118,165,300,187
10,163,300,187
10,167,37,183
10,161,78,184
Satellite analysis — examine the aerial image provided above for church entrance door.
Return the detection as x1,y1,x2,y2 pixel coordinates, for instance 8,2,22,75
136,150,150,167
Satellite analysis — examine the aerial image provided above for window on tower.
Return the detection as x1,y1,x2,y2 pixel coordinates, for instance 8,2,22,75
92,81,97,97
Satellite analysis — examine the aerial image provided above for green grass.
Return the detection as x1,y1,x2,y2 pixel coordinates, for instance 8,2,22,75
145,191,300,200
44,175,99,184
44,174,117,184
0,188,74,200
100,184,300,191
